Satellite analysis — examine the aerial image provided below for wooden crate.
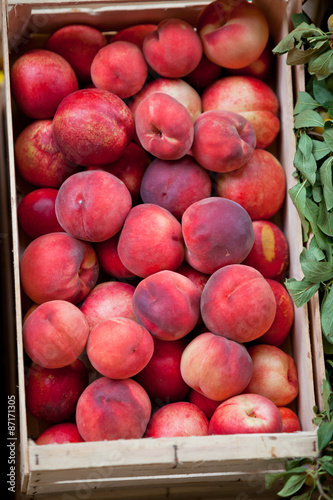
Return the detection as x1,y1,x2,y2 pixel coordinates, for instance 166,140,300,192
1,0,325,498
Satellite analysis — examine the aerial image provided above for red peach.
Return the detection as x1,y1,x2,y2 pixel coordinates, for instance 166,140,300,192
201,264,276,343
258,280,294,347
35,423,84,444
140,156,212,219
182,197,254,275
55,170,132,242
94,233,136,279
192,110,256,173
216,149,286,220
134,337,190,404
86,317,154,379
80,281,136,331
209,393,283,435
202,75,280,149
197,1,269,70
117,203,184,278
20,232,99,305
87,142,150,204
144,402,208,438
128,77,202,122
132,270,201,341
91,41,148,99
278,407,302,432
142,18,203,78
244,344,299,407
26,359,88,423
184,54,223,91
243,220,290,280
45,24,107,82
23,300,90,368
135,92,194,160
111,24,157,49
176,261,210,296
14,120,79,188
10,49,78,119
76,377,151,441
180,332,253,401
18,188,63,239
52,88,134,167
188,389,222,420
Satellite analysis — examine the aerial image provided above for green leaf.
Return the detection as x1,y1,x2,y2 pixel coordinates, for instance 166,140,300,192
308,49,333,78
300,249,333,281
294,91,320,114
312,185,323,203
322,377,333,419
265,466,308,490
319,156,333,211
321,287,333,343
289,183,310,237
272,23,319,55
322,462,333,476
294,148,317,185
308,236,326,261
294,109,325,129
287,46,321,66
323,120,333,151
290,489,316,500
298,133,313,159
304,197,329,250
312,139,331,160
313,78,333,109
317,421,333,450
285,277,320,307
277,474,307,497
323,336,333,354
317,199,333,236
291,12,312,28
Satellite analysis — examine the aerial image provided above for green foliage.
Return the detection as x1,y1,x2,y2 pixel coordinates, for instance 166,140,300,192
266,12,333,500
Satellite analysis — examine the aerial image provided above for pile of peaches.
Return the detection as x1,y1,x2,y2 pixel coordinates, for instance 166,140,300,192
11,0,301,444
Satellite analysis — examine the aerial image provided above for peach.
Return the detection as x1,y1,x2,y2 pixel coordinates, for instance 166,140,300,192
23,300,90,368
258,280,294,347
201,264,276,343
86,317,154,379
76,377,151,441
134,337,190,404
10,49,78,119
26,359,88,423
117,203,184,278
197,1,269,70
144,402,208,438
80,281,136,331
188,389,222,420
20,232,99,305
55,170,132,242
244,344,299,407
181,197,254,275
243,220,290,280
87,142,150,204
135,93,194,160
209,393,283,435
216,149,286,220
142,18,203,78
52,88,134,167
18,188,63,239
180,332,253,401
226,39,275,81
45,24,107,82
94,233,136,279
128,77,202,122
202,75,280,149
176,261,210,296
91,41,148,99
184,54,223,91
132,270,201,341
14,120,80,188
36,423,84,444
111,24,157,49
192,110,256,173
278,407,301,433
140,156,212,219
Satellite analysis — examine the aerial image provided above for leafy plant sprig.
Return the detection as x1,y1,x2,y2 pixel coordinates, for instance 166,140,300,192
265,11,333,500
